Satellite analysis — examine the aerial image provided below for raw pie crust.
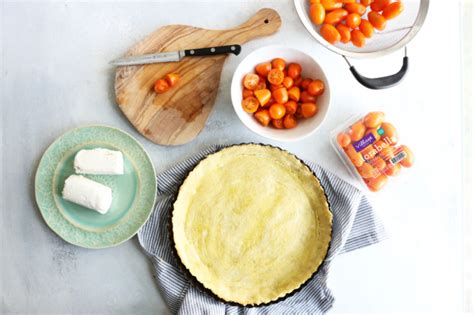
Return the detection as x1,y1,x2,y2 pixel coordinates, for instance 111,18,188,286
172,145,332,305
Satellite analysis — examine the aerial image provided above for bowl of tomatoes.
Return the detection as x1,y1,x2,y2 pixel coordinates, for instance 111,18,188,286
231,45,330,142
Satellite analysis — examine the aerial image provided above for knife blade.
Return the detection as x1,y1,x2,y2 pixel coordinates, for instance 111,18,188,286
110,44,241,66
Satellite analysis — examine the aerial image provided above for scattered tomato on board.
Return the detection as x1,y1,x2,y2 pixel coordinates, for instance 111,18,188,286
154,72,181,94
308,0,404,48
241,57,326,129
333,111,414,192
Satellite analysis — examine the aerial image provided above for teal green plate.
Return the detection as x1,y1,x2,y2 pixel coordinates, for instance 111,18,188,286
35,125,157,249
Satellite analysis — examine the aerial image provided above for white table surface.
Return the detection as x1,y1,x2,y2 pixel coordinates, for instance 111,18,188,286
0,1,464,313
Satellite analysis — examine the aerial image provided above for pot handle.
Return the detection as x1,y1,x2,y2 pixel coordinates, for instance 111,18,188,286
343,47,408,89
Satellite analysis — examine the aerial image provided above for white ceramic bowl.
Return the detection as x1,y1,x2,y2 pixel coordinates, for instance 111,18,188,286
231,45,331,142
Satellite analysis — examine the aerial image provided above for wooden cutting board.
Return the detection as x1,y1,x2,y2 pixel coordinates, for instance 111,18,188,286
114,8,281,146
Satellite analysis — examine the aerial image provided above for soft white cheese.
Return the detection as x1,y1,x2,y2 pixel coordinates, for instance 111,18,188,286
62,175,112,214
74,148,124,175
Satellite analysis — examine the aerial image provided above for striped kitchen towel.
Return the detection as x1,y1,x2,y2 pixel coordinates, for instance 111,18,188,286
138,145,387,314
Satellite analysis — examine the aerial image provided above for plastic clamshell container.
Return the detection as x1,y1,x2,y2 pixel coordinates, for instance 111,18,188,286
331,111,414,192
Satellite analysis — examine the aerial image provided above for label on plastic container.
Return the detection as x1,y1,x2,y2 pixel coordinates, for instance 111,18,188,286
353,133,376,152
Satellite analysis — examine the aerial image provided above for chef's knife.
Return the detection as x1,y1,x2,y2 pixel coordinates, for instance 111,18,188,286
110,44,241,66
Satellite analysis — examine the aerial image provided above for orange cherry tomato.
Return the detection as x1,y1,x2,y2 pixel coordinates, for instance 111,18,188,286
165,73,180,87
265,96,276,107
346,13,361,29
270,84,283,92
254,89,271,107
301,103,318,118
361,0,372,6
242,96,260,113
287,63,302,79
321,0,343,11
369,156,386,171
367,174,388,192
272,118,284,129
256,78,266,90
254,109,271,127
284,101,298,114
379,145,394,160
364,111,385,128
324,9,348,24
267,68,284,85
242,88,254,98
336,24,352,43
384,163,401,176
351,29,365,47
310,3,326,25
288,86,301,101
255,62,272,77
154,79,170,94
345,145,364,167
345,3,366,15
365,128,381,141
337,132,351,148
269,103,287,119
370,0,389,12
283,114,298,129
271,58,286,71
380,122,398,143
383,1,404,20
397,145,414,168
349,121,366,141
272,87,289,104
294,76,303,87
361,144,377,160
243,73,260,90
301,78,312,90
320,23,341,44
300,91,317,103
359,19,374,38
283,76,294,89
358,162,378,179
307,80,325,96
368,11,386,30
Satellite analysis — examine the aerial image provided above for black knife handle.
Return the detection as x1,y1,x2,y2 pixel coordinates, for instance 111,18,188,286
184,45,241,57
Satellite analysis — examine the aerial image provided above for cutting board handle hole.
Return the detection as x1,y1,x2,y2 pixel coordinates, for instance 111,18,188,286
264,19,269,24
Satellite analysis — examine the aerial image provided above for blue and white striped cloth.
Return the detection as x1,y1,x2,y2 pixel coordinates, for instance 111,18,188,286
138,145,387,314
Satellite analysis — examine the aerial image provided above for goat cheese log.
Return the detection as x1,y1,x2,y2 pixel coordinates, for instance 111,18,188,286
74,148,124,175
62,175,112,214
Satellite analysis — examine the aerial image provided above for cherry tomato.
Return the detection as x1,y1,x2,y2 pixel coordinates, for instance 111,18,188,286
265,96,276,107
270,84,283,92
267,68,284,85
254,109,271,127
349,121,366,141
359,19,374,38
269,103,286,119
368,11,386,30
243,73,260,90
271,58,286,71
254,89,271,107
294,76,303,87
358,162,378,179
287,63,302,79
361,0,372,6
345,145,364,167
242,96,259,113
345,3,366,15
301,78,313,90
288,86,301,101
361,144,377,160
272,118,284,129
165,73,180,87
300,91,317,103
301,103,318,118
321,0,343,11
307,80,325,96
154,79,170,94
310,3,326,25
379,145,394,160
284,101,298,114
346,13,361,29
242,88,253,98
380,122,397,143
255,62,272,77
364,112,385,128
324,9,348,24
351,29,365,47
283,76,294,89
370,0,390,12
337,132,351,148
384,163,401,176
320,23,341,44
336,23,352,43
283,114,298,129
367,174,388,192
397,145,414,168
369,156,386,171
256,77,266,90
383,1,404,20
272,87,289,104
